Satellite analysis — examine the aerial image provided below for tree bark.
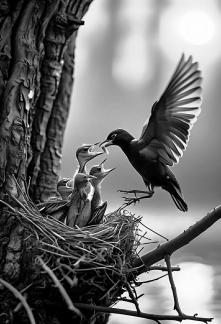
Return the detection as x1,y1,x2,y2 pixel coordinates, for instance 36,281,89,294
32,31,78,202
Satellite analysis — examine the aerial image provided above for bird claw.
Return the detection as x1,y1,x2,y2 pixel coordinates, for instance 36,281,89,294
122,197,140,205
118,189,154,198
118,189,138,197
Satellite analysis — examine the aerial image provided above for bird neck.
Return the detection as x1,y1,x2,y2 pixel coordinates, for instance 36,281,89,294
116,132,134,155
118,139,132,157
78,160,87,173
91,182,102,210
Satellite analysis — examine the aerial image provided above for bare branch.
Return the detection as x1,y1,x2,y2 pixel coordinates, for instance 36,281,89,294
134,206,221,274
148,266,180,272
165,255,183,315
74,303,213,323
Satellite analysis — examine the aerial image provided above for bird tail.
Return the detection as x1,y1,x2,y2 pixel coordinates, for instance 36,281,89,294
163,170,188,212
170,190,188,212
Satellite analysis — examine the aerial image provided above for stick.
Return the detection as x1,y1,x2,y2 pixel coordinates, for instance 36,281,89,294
37,257,82,317
0,278,36,324
165,255,183,315
74,303,213,323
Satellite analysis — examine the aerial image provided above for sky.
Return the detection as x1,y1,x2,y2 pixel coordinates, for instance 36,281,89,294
61,1,221,322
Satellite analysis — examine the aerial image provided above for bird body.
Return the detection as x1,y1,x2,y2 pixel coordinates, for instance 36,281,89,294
66,173,95,227
100,55,202,212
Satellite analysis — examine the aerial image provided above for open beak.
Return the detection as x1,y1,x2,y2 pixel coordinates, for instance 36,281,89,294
87,144,103,160
99,139,113,147
87,175,97,180
98,158,115,177
101,167,115,178
88,151,103,160
99,158,107,166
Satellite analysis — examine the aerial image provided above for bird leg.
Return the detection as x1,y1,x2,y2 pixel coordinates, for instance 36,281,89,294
118,189,154,196
122,195,154,206
118,189,154,206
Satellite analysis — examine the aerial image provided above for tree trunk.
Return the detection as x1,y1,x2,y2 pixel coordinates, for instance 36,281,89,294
0,1,112,323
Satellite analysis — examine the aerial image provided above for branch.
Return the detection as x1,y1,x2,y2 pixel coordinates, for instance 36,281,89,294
148,266,180,272
0,278,36,324
134,206,221,274
74,303,213,323
165,255,183,315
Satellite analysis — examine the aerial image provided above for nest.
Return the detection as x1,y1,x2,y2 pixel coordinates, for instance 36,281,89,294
1,188,152,324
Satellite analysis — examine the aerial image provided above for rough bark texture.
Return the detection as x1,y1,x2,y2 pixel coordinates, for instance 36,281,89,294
32,31,77,202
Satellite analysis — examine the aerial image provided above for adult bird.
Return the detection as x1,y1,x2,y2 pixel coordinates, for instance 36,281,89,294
100,54,202,212
57,144,103,199
87,159,115,225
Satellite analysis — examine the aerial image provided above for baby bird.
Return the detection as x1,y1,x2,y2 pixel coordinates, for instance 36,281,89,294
57,178,73,200
39,173,96,226
66,173,96,227
87,159,115,225
100,55,202,211
57,144,103,199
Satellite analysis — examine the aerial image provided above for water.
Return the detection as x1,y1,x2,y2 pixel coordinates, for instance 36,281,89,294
109,261,221,324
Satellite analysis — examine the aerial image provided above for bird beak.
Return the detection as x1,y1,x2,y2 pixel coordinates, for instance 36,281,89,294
99,158,107,166
101,167,115,178
99,139,113,147
87,144,103,160
88,151,103,160
87,175,97,180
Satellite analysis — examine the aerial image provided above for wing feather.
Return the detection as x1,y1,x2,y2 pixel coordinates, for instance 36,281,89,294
139,54,202,166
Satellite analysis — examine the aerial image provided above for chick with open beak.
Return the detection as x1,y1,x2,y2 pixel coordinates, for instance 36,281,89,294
57,143,103,199
87,159,115,225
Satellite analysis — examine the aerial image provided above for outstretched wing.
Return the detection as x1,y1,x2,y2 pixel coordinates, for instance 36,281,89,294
138,54,202,166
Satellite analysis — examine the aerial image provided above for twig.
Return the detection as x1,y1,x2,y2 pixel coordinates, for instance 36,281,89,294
136,273,168,285
148,266,180,272
0,278,36,324
74,303,213,323
141,222,168,241
134,206,221,274
125,282,140,314
37,257,82,317
165,255,183,316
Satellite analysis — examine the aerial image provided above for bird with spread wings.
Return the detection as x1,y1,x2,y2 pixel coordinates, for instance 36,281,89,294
100,54,202,211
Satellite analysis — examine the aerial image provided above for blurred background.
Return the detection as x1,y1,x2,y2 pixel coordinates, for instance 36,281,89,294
61,0,221,322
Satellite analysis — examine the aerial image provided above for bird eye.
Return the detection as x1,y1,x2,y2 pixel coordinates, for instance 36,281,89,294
111,133,117,140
